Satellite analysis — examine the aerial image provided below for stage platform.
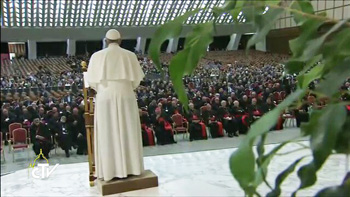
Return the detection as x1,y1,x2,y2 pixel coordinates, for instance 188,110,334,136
1,141,348,196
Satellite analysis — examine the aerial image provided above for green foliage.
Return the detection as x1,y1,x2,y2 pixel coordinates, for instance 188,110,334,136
229,89,305,195
290,0,314,25
149,9,200,76
150,0,350,196
335,116,350,154
315,172,350,197
293,103,347,196
266,157,306,197
317,58,350,97
169,22,214,110
246,7,284,51
297,63,324,89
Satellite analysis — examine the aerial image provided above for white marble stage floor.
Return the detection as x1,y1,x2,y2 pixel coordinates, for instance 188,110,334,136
1,141,349,197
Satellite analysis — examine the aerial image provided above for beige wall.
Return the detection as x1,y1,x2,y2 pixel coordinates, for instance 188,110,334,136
274,0,350,29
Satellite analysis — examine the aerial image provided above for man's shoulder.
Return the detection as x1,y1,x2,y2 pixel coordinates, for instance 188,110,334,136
117,47,137,58
92,46,137,59
91,49,107,57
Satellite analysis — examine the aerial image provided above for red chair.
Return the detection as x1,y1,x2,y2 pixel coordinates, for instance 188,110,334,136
8,123,22,152
1,134,5,162
11,128,30,162
171,114,188,140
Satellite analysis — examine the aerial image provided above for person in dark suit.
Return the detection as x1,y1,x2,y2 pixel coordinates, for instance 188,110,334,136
248,98,263,125
38,107,48,123
153,108,176,145
55,116,72,157
61,92,74,104
1,108,16,143
202,104,224,138
211,97,221,112
48,112,71,157
240,95,250,111
70,108,87,155
201,104,215,126
231,100,249,134
262,97,276,113
30,118,52,159
185,103,199,123
192,92,204,110
217,100,238,137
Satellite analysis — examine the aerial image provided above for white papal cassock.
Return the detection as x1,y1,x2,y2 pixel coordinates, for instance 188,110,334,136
86,42,145,181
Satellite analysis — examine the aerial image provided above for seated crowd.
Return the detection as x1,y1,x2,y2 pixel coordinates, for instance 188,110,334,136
1,92,87,158
1,50,349,160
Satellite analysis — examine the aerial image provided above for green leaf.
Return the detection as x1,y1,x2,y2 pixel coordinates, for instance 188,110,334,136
292,163,317,197
316,58,350,97
264,0,282,7
169,22,214,110
229,142,256,195
246,7,284,50
230,89,305,194
294,104,347,194
213,0,238,18
285,61,305,74
297,63,324,89
254,141,290,188
322,27,350,72
310,104,347,168
290,0,314,25
149,9,200,76
289,17,324,58
255,133,273,190
300,110,323,136
286,54,323,75
266,157,306,197
247,89,305,139
229,0,245,23
295,19,349,62
335,116,350,154
299,54,323,75
315,172,350,197
256,134,267,161
329,28,350,57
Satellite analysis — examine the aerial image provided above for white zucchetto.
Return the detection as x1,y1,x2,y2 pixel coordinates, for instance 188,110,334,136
105,29,121,40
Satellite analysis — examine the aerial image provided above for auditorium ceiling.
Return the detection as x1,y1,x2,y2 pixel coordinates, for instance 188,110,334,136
1,0,249,28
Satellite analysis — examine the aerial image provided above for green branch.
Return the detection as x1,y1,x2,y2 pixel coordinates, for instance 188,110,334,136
268,4,350,26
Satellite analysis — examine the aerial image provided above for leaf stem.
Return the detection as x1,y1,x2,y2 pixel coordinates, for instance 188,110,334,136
293,142,310,149
346,154,349,173
276,147,308,156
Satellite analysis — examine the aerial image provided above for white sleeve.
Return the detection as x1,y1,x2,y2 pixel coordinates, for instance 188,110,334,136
86,54,99,91
131,54,145,90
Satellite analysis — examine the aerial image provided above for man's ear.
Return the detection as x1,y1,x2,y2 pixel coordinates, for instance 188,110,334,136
118,39,122,45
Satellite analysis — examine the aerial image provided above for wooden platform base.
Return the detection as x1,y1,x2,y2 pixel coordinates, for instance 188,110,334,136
97,170,158,196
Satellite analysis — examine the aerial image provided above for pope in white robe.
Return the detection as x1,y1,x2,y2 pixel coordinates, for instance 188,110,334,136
86,29,145,181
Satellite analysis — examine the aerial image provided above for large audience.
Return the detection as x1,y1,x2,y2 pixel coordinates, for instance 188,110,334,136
1,50,349,159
